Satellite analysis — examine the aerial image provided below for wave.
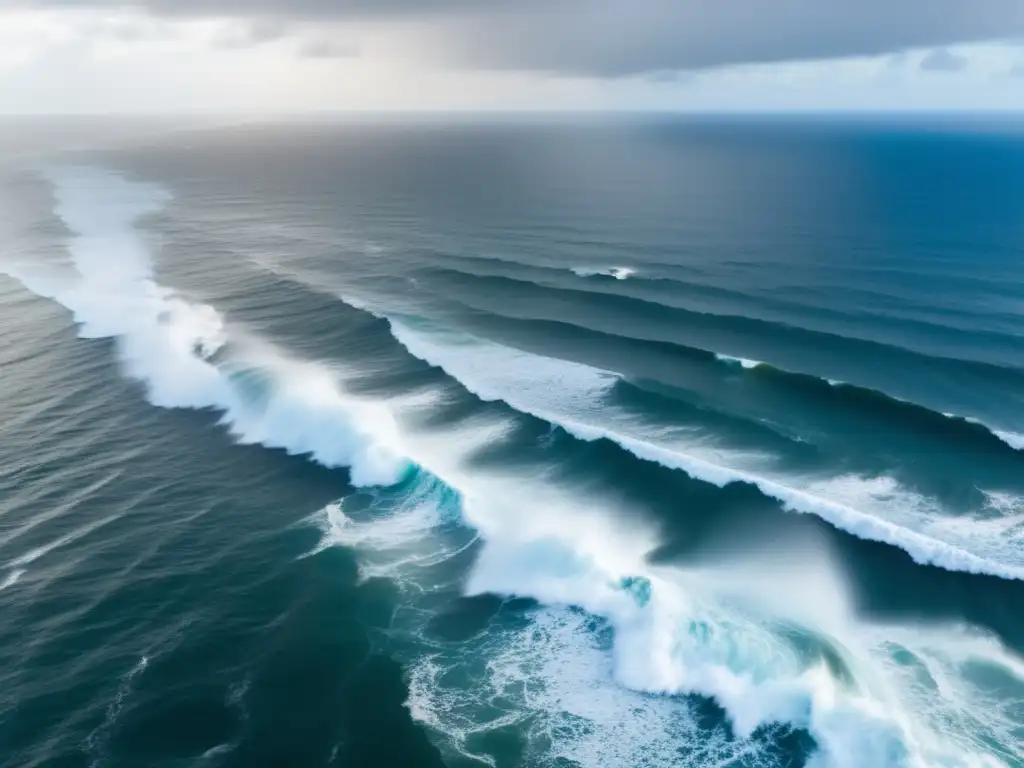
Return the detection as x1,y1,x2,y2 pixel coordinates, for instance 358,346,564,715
429,266,1024,380
2,167,408,487
428,252,1024,352
571,266,637,280
493,306,1024,455
421,267,1024,440
723,361,1024,455
710,351,1023,454
386,320,1024,581
710,353,1024,453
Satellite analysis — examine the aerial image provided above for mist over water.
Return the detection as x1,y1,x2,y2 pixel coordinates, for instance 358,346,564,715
2,117,1024,768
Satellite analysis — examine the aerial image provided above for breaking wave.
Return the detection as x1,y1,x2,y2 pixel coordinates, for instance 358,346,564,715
1,167,407,487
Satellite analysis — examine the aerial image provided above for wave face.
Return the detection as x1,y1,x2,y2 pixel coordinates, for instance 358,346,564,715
13,167,407,487
4,120,1024,768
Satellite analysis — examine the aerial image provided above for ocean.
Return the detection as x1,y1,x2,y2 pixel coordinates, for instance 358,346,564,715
0,115,1023,768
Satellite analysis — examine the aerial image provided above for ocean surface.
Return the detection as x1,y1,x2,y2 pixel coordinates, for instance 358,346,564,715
1,115,1023,768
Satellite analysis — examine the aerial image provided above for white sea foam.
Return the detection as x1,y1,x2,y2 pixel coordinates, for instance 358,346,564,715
571,266,637,280
387,321,1024,581
307,480,468,581
407,608,760,768
3,167,407,487
715,353,764,369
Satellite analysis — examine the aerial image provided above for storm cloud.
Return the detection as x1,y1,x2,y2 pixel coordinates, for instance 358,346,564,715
8,0,1024,75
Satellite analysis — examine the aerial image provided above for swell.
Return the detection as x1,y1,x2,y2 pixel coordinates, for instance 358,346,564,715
442,305,1024,456
420,266,1024,376
712,358,1024,454
426,257,1024,360
432,245,1024,339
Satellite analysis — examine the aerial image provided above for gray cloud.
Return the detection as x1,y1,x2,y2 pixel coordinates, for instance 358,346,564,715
918,47,969,72
10,0,1024,75
92,16,176,42
643,70,696,85
299,37,360,59
211,17,289,49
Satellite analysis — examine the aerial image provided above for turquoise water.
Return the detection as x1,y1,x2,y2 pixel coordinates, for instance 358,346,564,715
1,117,1024,768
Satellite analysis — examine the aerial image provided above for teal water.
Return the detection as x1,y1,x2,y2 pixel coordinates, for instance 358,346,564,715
1,117,1024,768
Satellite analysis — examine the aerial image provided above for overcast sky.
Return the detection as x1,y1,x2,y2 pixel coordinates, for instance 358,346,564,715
2,1,1024,113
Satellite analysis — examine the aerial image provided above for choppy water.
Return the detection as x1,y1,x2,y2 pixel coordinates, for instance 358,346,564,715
2,117,1024,768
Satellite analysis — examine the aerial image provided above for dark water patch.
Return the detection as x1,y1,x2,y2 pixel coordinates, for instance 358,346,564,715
423,595,525,643
351,577,403,631
107,685,242,761
335,656,447,768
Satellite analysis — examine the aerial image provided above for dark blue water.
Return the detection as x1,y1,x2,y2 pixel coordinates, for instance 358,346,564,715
1,116,1024,768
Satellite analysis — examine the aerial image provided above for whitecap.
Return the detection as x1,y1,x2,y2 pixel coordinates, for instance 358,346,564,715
571,266,637,280
715,353,764,369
